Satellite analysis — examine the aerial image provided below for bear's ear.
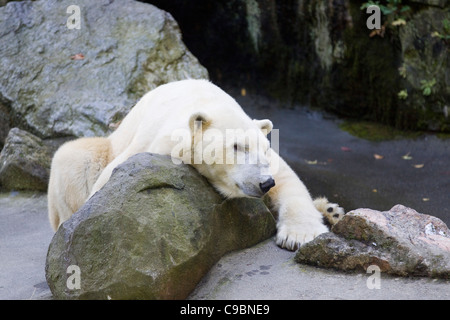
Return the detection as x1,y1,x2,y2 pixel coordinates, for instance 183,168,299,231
253,119,273,135
189,112,211,133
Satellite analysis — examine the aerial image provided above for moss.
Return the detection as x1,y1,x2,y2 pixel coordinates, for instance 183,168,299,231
436,132,450,139
339,120,424,141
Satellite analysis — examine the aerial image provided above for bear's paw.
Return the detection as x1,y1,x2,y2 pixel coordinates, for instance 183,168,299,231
275,221,328,251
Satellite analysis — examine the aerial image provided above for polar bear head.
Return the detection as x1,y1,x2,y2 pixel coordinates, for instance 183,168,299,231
171,111,276,199
190,112,276,198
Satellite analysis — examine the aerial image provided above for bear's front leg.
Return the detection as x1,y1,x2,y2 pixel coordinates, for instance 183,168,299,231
89,144,140,198
274,196,329,250
268,151,328,251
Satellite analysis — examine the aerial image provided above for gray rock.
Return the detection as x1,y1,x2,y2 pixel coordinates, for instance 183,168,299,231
45,153,276,299
0,100,10,148
0,0,208,139
0,128,55,191
295,205,450,279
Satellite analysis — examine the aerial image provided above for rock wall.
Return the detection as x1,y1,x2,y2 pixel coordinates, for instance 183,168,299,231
148,0,449,132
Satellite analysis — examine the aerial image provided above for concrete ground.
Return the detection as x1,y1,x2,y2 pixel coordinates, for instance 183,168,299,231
1,95,449,300
189,238,450,300
0,192,53,300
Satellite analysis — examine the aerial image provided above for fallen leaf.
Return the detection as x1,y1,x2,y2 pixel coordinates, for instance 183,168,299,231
369,25,385,38
306,160,318,165
241,88,246,96
402,152,412,160
413,164,424,169
431,31,441,38
373,154,384,160
70,53,85,60
369,29,379,38
422,198,430,202
372,189,378,193
341,146,351,152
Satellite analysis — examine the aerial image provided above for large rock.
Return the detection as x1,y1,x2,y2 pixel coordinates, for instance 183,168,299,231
45,153,276,299
0,0,208,139
295,205,450,279
0,128,56,191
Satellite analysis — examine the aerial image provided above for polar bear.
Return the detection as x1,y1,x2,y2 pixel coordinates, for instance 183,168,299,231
48,79,338,250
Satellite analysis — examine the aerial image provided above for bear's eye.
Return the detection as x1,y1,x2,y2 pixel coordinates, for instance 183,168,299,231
234,143,239,152
333,213,340,218
327,207,333,213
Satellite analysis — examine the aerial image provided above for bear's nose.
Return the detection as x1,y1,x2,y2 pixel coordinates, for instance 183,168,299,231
260,178,275,194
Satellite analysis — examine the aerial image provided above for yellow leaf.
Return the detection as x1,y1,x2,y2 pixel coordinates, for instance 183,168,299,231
431,31,441,38
372,189,378,193
413,164,424,169
373,154,384,160
306,160,318,165
402,152,412,160
241,88,246,96
422,198,430,202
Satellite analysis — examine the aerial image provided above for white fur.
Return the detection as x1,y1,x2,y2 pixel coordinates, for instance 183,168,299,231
313,196,345,227
48,79,332,250
47,137,112,231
